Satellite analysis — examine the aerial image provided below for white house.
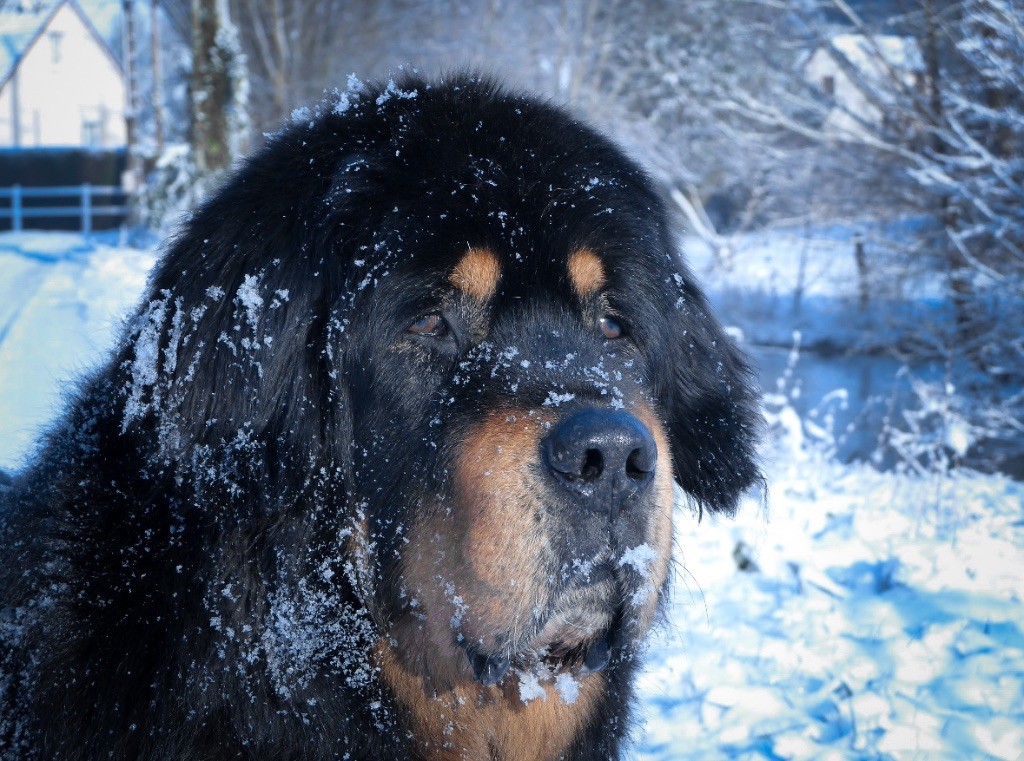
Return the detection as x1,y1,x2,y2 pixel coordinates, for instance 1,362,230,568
0,0,125,149
803,34,925,139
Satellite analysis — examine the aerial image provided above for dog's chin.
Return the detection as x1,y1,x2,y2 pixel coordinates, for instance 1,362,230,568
485,571,622,681
531,587,619,670
394,555,637,688
537,565,619,647
438,560,624,686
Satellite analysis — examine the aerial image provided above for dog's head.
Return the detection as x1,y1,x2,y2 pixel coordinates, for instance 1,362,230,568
119,76,760,698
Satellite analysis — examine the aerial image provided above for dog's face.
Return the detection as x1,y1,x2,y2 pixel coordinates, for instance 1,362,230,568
349,240,677,688
128,77,759,722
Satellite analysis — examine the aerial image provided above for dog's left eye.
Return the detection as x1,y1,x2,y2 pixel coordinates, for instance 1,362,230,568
407,312,449,337
599,316,624,339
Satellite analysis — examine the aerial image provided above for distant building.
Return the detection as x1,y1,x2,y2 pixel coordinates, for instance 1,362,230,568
804,34,925,138
0,0,125,149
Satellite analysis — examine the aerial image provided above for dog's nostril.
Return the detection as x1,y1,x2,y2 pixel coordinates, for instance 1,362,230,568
581,449,603,481
625,448,650,480
626,440,658,478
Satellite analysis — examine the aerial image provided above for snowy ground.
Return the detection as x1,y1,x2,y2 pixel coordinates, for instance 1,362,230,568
637,449,1024,760
0,232,156,467
1,232,1021,759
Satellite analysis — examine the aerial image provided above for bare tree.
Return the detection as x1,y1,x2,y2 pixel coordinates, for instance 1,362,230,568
716,0,1024,465
191,0,248,174
231,0,348,127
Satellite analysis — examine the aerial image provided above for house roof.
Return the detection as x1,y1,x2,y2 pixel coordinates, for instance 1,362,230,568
0,3,55,85
0,0,121,91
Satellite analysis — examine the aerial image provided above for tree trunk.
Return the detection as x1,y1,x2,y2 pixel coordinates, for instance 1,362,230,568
151,0,165,155
122,0,142,200
191,0,233,174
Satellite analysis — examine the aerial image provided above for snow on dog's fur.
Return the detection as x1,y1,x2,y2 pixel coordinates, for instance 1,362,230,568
0,75,760,759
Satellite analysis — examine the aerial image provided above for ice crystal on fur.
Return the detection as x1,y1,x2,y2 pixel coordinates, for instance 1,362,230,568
122,291,170,430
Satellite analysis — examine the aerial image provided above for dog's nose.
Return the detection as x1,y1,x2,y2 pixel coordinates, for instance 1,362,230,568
540,409,656,509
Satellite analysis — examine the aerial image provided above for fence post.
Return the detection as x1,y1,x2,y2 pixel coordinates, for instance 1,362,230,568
854,232,868,312
12,184,21,232
81,183,91,235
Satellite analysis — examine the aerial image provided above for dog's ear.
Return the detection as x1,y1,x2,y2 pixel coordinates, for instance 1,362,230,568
113,138,361,474
647,261,763,516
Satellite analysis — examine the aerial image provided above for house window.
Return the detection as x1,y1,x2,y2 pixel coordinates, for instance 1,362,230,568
82,120,102,147
48,31,64,64
821,75,835,96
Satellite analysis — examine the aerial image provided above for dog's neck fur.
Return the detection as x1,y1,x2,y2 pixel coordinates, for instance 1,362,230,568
376,643,606,761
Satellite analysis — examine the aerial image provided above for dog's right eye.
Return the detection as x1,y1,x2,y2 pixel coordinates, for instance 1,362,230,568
407,313,449,337
599,315,624,340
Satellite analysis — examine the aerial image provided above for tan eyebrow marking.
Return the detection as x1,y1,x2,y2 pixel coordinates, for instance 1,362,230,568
450,248,501,301
567,248,606,297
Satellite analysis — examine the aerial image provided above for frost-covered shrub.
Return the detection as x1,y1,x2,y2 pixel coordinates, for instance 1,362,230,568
876,368,1024,478
876,371,974,477
136,143,202,234
136,143,243,235
763,331,851,464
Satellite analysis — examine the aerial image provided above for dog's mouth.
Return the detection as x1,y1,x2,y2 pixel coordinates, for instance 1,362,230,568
465,625,622,688
462,558,624,687
535,616,624,674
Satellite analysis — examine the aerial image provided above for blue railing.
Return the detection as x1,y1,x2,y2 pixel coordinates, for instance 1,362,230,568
0,184,129,234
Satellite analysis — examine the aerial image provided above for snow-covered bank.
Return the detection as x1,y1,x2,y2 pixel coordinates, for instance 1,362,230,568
0,233,156,468
684,224,945,353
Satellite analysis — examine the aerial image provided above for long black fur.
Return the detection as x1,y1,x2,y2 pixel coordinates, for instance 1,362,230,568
0,74,761,759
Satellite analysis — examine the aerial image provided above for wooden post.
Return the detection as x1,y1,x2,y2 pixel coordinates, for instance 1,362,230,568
854,233,869,312
82,183,92,235
12,184,22,232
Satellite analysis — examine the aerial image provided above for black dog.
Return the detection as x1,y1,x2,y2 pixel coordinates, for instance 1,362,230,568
0,75,760,759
